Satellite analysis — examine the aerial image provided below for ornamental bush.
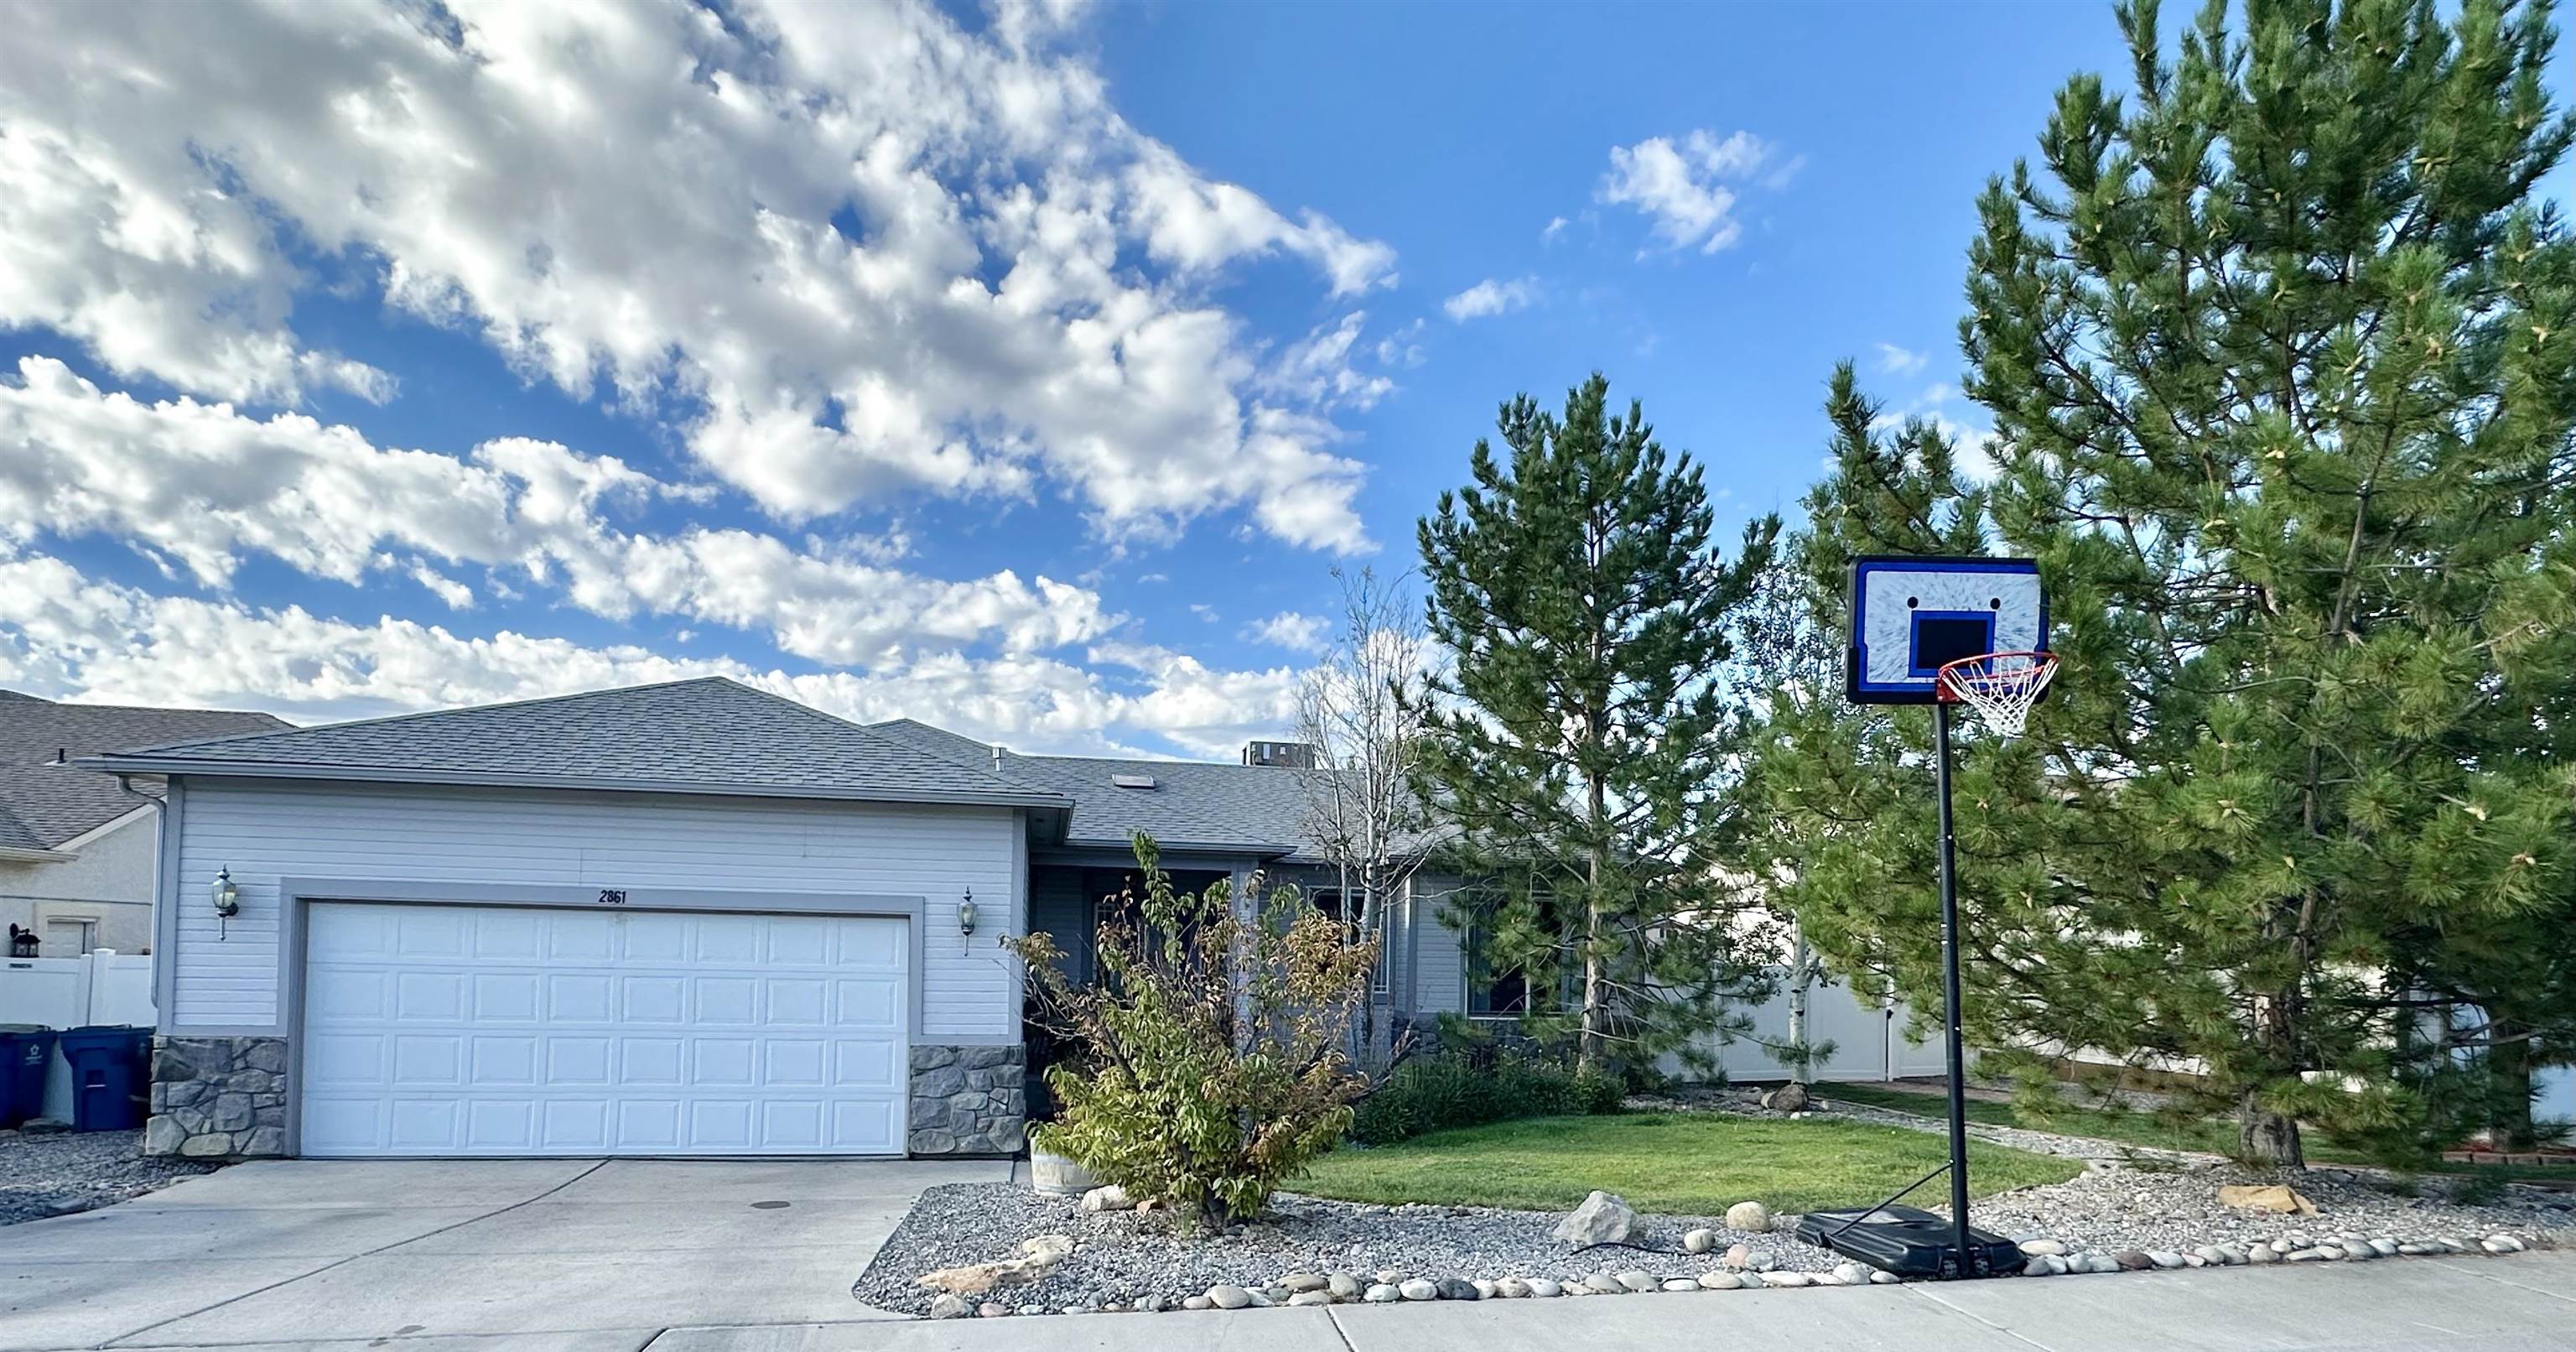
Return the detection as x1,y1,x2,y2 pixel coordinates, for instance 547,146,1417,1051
1350,1051,1625,1145
1010,836,1377,1230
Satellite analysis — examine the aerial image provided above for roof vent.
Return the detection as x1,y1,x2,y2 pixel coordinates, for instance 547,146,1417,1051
1110,772,1158,790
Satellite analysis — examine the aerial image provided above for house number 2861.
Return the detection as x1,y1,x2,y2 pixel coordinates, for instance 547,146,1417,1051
597,889,629,905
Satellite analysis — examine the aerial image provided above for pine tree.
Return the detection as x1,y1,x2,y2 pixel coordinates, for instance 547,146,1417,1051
1758,0,2576,1164
1415,373,1781,1076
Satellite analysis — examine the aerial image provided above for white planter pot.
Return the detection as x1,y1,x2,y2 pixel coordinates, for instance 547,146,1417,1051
1029,1145,1102,1196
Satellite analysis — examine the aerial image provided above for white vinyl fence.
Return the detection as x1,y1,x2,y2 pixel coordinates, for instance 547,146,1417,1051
1668,970,1950,1084
0,949,154,1122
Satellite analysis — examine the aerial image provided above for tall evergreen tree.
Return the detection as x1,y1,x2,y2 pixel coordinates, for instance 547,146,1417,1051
1758,0,2576,1163
1415,373,1780,1075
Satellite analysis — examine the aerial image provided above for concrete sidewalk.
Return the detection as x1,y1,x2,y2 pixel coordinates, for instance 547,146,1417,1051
3,1159,2567,1349
655,1249,2576,1352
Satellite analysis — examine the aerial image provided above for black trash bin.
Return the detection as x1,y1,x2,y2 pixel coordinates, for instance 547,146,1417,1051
55,1026,152,1132
0,1025,56,1129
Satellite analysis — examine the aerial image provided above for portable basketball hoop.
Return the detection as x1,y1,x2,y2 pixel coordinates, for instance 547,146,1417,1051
1935,650,2058,739
1800,559,2055,1281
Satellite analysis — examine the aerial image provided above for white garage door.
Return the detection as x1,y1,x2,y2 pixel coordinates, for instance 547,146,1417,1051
299,902,908,1157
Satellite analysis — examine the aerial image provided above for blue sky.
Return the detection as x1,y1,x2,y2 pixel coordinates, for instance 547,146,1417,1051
0,2,2148,754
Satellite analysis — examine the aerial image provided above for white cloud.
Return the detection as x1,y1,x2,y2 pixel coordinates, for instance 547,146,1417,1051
1870,382,1998,484
1598,129,1789,254
1874,342,1929,377
0,0,1394,553
1540,216,1569,244
1239,611,1327,653
0,549,1297,759
1442,277,1538,322
1256,312,1394,417
0,356,1116,666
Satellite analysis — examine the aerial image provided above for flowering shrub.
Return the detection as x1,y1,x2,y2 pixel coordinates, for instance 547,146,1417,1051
1011,836,1377,1230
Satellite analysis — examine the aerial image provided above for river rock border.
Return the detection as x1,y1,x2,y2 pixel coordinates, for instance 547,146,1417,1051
142,1035,288,1159
920,1227,2552,1318
906,1044,1026,1157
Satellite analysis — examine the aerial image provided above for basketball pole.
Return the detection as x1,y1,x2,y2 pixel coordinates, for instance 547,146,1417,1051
1932,699,1975,1276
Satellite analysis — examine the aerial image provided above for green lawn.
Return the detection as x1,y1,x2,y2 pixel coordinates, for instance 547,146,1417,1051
1823,1084,2576,1185
1292,1111,2083,1215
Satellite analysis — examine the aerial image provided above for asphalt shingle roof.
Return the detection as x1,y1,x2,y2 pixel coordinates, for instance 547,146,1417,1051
1,691,288,851
868,717,1318,855
84,679,1067,809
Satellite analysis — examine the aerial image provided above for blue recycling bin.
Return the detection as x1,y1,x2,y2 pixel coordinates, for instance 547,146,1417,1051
0,1026,55,1129
55,1026,152,1132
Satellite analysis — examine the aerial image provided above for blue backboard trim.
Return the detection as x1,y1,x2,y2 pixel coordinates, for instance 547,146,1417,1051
1846,555,2049,705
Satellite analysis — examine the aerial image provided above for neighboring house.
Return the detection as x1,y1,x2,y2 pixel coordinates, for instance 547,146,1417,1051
80,678,1481,1162
1,690,286,956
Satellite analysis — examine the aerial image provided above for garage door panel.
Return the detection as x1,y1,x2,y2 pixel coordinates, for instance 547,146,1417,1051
473,972,539,1021
765,1039,826,1086
300,902,910,1157
308,970,387,1020
833,1039,899,1089
834,977,901,1027
548,1036,612,1084
621,1037,684,1085
397,909,468,956
546,913,615,961
470,1035,538,1084
547,973,612,1020
472,911,543,959
391,1034,463,1085
832,1100,901,1152
395,970,465,1021
467,1100,535,1150
766,977,828,1025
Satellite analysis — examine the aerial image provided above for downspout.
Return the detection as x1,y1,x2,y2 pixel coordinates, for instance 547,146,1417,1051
112,773,169,1010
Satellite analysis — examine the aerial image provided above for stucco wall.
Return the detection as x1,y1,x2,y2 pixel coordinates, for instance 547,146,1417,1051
0,809,158,953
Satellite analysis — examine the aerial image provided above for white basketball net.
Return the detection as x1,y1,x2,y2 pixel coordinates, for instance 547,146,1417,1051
1937,651,2058,738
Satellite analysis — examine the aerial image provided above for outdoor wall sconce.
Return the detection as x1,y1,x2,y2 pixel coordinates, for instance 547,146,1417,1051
958,888,979,938
211,866,240,940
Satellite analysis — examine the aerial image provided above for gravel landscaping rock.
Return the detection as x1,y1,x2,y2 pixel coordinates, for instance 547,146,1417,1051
852,1146,2573,1319
0,1128,218,1226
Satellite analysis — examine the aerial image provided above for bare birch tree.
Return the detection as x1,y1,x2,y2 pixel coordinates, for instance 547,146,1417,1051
1294,565,1431,1058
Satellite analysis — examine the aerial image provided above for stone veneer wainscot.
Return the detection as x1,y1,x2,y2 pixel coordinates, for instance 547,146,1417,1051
144,1035,290,1158
906,1043,1025,1156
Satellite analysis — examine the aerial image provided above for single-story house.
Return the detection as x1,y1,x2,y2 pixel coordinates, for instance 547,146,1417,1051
82,677,1485,1161
2,690,286,955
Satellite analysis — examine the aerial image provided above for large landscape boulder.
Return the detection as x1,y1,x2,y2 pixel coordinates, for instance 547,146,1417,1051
1553,1189,1641,1246
2216,1183,2318,1216
1725,1200,1773,1233
916,1235,1076,1295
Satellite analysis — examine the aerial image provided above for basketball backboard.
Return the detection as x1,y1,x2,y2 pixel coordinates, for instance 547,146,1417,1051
1846,555,2046,705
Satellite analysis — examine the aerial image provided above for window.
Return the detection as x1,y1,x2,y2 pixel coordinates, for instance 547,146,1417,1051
1466,928,1531,1017
1312,889,1390,996
44,917,96,956
1462,886,1571,1018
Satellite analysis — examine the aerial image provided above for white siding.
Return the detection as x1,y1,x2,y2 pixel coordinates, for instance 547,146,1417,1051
170,778,1020,1039
1406,872,1468,1017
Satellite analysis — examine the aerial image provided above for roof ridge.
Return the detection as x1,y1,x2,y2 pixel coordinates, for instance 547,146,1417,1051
724,685,1054,797
864,718,1000,771
100,675,735,758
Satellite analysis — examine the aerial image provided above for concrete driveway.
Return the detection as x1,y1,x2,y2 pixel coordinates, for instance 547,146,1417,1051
0,1157,1008,1351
